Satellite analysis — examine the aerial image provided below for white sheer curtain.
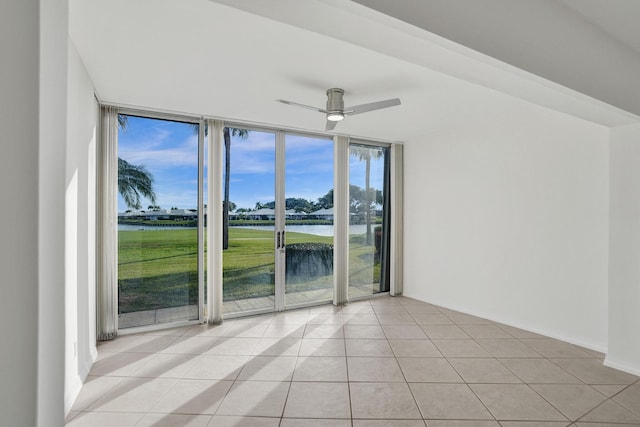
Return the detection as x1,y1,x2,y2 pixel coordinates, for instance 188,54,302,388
96,105,119,340
207,119,224,324
333,135,349,305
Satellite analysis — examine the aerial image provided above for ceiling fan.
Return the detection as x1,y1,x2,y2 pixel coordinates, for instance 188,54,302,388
276,88,401,131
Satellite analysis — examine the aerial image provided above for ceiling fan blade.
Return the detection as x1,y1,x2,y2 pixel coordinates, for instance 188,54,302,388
325,120,338,131
276,99,327,114
345,98,401,115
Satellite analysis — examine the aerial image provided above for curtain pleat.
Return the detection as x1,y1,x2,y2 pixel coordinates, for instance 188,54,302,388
96,105,119,340
379,147,392,293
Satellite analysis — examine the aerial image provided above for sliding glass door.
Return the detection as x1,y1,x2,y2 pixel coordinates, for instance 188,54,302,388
222,128,276,315
284,134,334,307
117,115,202,328
222,130,335,315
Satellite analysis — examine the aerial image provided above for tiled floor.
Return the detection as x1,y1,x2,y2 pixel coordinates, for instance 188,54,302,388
67,296,640,426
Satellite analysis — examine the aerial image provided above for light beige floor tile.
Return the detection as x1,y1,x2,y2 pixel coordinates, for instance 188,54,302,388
373,306,410,315
500,423,570,427
410,383,493,420
281,419,351,427
271,312,310,325
376,314,416,325
389,339,442,358
263,323,306,338
398,358,463,382
216,381,290,417
592,384,629,397
421,325,470,340
136,413,212,427
346,338,395,357
580,399,640,423
476,339,542,358
307,313,343,325
354,420,426,427
612,383,640,415
97,335,177,353
159,336,220,354
348,357,405,382
432,340,492,357
495,324,547,339
520,339,593,358
383,325,428,339
207,415,280,427
89,352,152,376
293,356,348,382
284,382,351,418
583,348,606,359
303,324,344,339
470,384,568,421
551,358,639,385
403,303,441,314
499,358,582,384
150,379,232,414
530,384,608,421
251,337,301,356
197,323,266,338
444,313,492,325
342,314,380,325
426,421,500,427
344,324,386,339
65,411,144,427
448,358,521,383
70,376,124,411
143,326,191,337
87,377,178,412
298,338,345,357
205,337,259,355
131,353,198,378
237,356,297,381
411,313,453,325
183,355,248,380
459,324,511,339
576,424,640,427
350,382,422,419
341,303,375,315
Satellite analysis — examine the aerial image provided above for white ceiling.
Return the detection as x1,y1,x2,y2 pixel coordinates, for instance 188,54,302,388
68,0,639,144
351,0,640,118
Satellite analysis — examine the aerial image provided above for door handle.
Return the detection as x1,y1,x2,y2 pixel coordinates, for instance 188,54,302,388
276,231,281,249
282,230,285,248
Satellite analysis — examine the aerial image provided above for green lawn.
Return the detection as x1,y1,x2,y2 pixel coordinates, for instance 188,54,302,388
118,227,380,313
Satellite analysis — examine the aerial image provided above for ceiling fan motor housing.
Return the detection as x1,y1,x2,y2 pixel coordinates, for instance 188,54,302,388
326,88,345,113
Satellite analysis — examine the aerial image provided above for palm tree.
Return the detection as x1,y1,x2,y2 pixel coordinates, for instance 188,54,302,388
118,158,157,210
190,123,249,249
117,114,157,210
223,127,249,249
351,146,383,245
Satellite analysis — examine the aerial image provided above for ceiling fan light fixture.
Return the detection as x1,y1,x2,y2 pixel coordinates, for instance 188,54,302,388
327,112,344,121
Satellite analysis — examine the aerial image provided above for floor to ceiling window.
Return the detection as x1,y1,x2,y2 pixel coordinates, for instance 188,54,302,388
117,114,203,328
102,108,399,332
349,142,391,298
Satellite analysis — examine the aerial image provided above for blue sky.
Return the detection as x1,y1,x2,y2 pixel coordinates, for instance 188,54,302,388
118,116,384,212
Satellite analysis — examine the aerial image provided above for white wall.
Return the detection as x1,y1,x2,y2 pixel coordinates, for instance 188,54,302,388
404,101,611,351
608,123,640,375
0,2,40,425
38,0,68,424
65,39,98,414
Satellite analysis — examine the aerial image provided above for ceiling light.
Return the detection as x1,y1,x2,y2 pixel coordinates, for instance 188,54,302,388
327,112,344,121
